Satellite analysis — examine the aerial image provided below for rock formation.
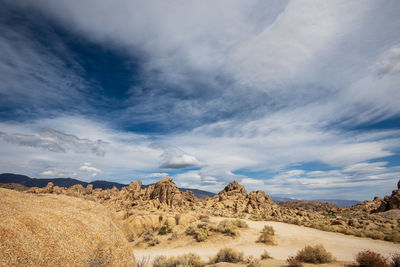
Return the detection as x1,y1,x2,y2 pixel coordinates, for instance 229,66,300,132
374,179,400,212
205,180,280,217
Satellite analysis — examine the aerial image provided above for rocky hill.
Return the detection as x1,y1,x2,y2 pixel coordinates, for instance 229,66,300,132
0,173,213,198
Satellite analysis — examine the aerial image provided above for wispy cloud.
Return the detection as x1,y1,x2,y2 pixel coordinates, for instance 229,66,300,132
0,128,107,156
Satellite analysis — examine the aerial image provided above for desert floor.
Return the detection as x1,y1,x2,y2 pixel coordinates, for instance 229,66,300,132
134,216,400,265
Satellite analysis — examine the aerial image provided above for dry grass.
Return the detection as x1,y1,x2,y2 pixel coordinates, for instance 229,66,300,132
0,188,136,267
355,250,390,267
153,253,203,267
257,225,276,245
295,244,334,264
260,250,273,260
209,247,244,264
213,219,242,237
286,255,303,267
185,219,247,242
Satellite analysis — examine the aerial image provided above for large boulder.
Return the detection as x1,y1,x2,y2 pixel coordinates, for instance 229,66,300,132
0,188,136,266
150,177,183,207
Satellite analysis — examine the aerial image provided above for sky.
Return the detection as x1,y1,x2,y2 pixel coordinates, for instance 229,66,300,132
1,0,400,200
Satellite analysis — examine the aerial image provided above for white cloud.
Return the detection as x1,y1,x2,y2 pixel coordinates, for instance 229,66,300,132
157,144,201,169
79,162,101,177
374,45,400,77
0,128,107,156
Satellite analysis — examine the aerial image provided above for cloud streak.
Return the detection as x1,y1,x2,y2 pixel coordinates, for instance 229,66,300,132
0,128,107,156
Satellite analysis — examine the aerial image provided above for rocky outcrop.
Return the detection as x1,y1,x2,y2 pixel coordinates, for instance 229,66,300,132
28,176,199,212
374,179,400,212
279,200,340,213
205,181,280,217
150,177,183,207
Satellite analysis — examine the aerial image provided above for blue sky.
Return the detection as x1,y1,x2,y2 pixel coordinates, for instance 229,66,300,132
1,0,400,200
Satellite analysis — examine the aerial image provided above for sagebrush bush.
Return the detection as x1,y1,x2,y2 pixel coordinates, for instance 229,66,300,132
159,226,168,235
286,255,303,267
194,228,208,242
210,248,244,263
296,244,334,264
215,220,239,237
260,250,272,260
257,225,275,245
355,250,390,267
233,219,248,228
153,253,203,267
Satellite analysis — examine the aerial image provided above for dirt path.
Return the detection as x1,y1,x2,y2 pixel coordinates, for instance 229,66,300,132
134,216,400,263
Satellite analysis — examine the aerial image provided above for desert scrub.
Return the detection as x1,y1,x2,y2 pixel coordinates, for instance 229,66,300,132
153,253,203,267
214,220,240,237
232,219,248,228
158,225,168,235
185,225,210,242
286,255,303,267
260,250,273,260
249,214,264,221
355,250,390,267
143,230,160,246
210,248,244,263
295,244,334,264
194,228,208,242
257,225,276,245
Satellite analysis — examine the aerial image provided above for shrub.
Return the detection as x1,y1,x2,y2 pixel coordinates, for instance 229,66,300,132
153,253,203,267
216,220,239,237
210,248,244,263
355,250,390,267
260,250,272,260
143,230,154,241
194,228,208,242
159,226,168,235
286,255,303,267
392,253,400,267
148,237,159,246
257,225,275,245
233,219,248,228
296,244,334,264
249,214,264,221
261,225,275,235
185,226,196,236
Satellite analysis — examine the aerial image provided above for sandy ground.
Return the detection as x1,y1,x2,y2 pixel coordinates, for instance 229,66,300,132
134,216,400,264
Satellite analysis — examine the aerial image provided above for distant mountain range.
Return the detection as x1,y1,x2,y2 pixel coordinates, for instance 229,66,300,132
271,196,361,207
0,173,214,199
0,173,360,206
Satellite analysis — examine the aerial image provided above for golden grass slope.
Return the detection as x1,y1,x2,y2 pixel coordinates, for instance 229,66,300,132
0,188,136,267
